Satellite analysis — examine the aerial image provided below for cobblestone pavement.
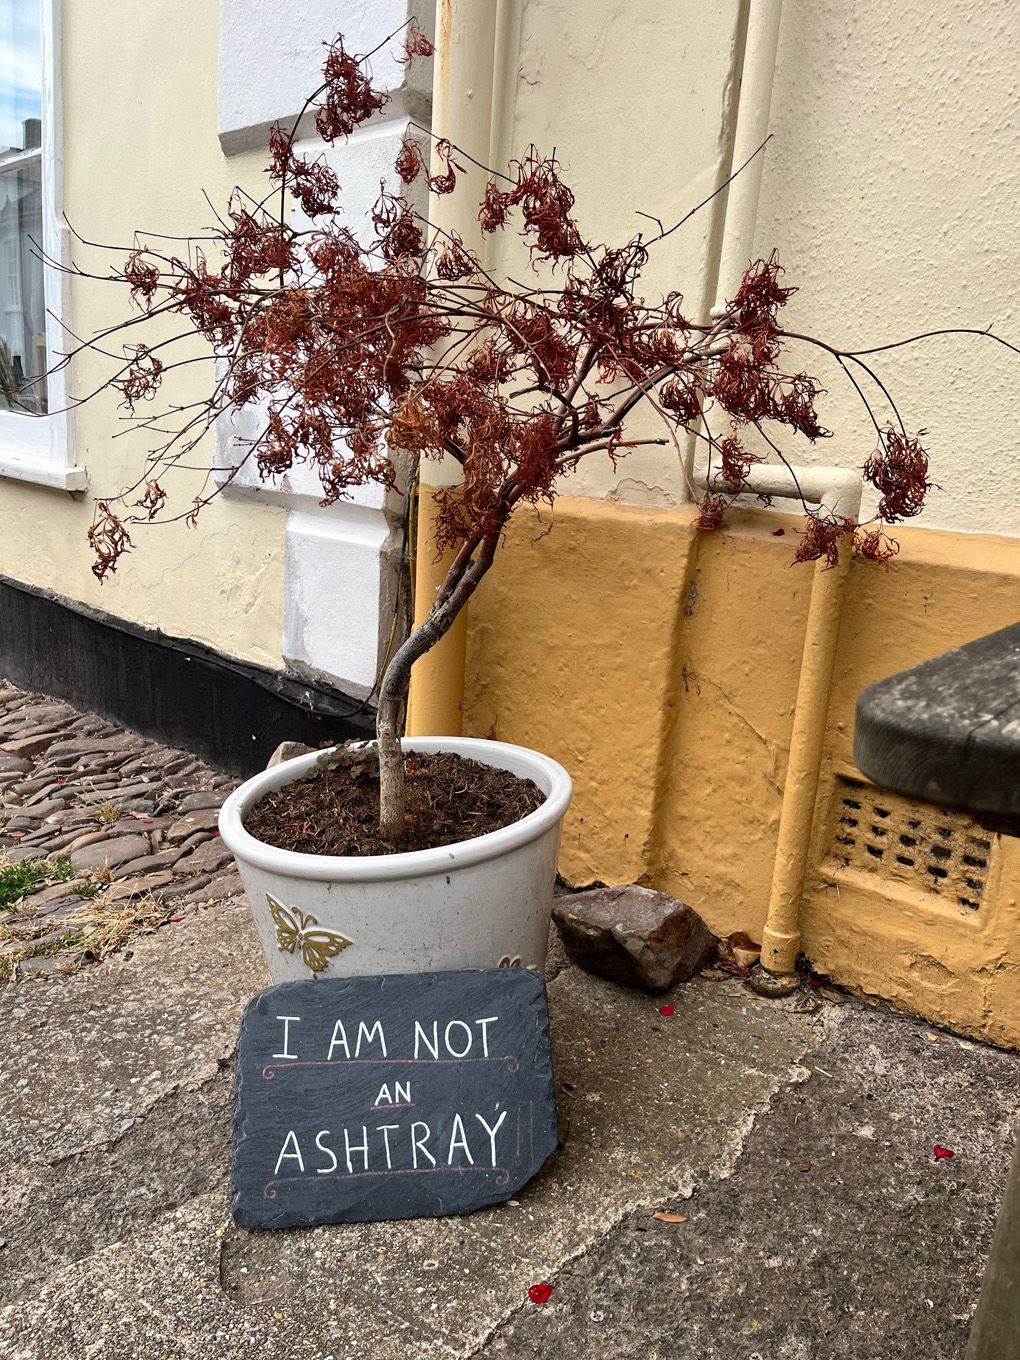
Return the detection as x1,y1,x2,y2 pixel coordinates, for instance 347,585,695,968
0,682,241,978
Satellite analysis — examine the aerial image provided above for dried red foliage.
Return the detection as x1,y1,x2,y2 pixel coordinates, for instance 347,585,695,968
853,525,900,563
133,480,167,521
80,23,937,599
123,250,160,309
268,122,340,218
793,513,856,569
694,493,729,532
428,139,463,196
399,19,434,68
395,136,426,185
88,503,133,580
114,346,164,411
863,427,932,521
316,35,390,142
717,432,761,488
479,151,582,261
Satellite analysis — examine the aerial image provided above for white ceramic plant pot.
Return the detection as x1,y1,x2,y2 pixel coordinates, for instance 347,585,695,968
218,737,573,983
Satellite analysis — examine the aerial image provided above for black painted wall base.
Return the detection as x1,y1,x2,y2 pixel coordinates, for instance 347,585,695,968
0,574,375,778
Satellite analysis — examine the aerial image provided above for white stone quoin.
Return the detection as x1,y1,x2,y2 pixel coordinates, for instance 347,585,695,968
215,2,433,699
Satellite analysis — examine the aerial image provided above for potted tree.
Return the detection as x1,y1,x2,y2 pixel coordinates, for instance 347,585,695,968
61,23,1007,982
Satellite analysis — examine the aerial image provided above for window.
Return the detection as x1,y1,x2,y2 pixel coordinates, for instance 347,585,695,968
0,4,45,414
0,0,83,491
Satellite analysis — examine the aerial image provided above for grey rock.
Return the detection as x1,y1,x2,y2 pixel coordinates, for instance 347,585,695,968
178,791,229,813
0,845,48,863
266,741,315,768
112,851,181,879
29,880,88,905
106,871,179,902
34,898,91,921
176,870,244,908
552,884,715,992
167,807,221,842
163,872,213,900
17,956,58,976
0,755,32,774
64,830,111,855
176,830,214,854
3,817,42,833
0,733,61,759
201,871,244,900
28,828,97,853
69,835,151,872
172,839,234,877
15,799,68,819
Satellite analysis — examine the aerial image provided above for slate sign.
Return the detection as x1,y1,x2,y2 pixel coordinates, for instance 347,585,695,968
231,969,558,1229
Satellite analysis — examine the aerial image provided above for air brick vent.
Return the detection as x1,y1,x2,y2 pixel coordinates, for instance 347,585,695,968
829,776,991,910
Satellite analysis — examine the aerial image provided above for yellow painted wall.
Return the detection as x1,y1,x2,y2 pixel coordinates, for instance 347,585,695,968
465,497,1020,1047
0,0,286,666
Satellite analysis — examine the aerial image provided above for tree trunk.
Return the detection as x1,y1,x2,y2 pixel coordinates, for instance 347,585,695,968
375,531,499,839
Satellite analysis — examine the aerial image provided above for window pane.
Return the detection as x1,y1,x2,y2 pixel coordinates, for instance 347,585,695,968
0,1,42,161
0,159,46,414
0,2,45,415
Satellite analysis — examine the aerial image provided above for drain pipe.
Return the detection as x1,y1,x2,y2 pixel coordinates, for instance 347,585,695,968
696,0,844,995
710,0,786,319
405,0,500,738
695,464,863,995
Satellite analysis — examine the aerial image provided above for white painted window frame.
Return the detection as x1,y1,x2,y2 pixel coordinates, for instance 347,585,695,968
0,0,84,492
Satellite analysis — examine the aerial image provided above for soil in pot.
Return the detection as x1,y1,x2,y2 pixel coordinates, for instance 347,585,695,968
244,751,546,857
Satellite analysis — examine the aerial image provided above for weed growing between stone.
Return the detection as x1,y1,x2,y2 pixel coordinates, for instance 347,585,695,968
0,854,75,907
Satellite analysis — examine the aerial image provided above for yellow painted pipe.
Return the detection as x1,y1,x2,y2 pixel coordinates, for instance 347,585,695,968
405,0,500,738
405,487,468,738
757,539,853,986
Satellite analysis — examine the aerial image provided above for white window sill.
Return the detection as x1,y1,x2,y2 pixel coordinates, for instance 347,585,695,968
0,451,86,491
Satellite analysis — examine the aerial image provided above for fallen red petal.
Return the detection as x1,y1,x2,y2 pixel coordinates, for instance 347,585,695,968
934,1145,955,1160
658,1003,675,1017
528,1283,553,1305
772,527,786,536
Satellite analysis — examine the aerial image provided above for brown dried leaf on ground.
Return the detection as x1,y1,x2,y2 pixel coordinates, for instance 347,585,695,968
710,930,762,977
728,931,761,969
652,1212,688,1224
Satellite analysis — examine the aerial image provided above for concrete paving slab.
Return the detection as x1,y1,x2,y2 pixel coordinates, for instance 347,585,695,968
0,900,262,1166
0,904,823,1360
478,1002,1020,1360
1,892,1018,1360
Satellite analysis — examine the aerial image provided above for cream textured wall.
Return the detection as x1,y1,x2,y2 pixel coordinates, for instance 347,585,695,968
744,0,1020,536
0,0,287,667
490,0,1020,535
4,0,1017,662
490,0,746,508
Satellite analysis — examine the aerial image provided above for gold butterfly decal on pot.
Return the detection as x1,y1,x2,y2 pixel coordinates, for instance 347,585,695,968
267,894,353,974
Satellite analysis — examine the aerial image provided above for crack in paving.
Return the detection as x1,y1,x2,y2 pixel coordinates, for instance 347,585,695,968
475,1002,1020,1360
0,962,823,1359
0,1064,235,1308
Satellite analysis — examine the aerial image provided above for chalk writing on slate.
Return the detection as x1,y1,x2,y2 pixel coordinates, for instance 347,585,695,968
231,969,558,1228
